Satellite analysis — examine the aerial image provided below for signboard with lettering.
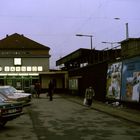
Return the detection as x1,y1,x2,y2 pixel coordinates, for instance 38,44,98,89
0,66,43,72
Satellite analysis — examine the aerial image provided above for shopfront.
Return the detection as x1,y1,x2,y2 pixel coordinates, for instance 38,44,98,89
0,75,39,91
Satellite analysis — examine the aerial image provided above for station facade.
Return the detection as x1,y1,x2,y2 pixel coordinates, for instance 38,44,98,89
0,33,67,92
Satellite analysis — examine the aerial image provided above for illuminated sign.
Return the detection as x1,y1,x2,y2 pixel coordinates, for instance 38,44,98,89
21,66,26,72
0,66,43,72
27,66,32,71
14,58,21,65
10,67,16,71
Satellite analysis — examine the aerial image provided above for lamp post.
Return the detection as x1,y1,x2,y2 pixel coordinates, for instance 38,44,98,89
76,34,93,64
76,34,93,50
102,41,119,48
114,18,129,39
102,41,121,60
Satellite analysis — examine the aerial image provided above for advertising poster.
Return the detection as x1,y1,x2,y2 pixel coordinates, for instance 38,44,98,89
121,57,140,102
106,62,122,100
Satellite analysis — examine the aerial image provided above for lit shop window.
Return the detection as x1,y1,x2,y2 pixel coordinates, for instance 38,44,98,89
14,58,21,65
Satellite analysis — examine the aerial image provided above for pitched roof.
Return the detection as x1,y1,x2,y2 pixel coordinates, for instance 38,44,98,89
0,33,50,50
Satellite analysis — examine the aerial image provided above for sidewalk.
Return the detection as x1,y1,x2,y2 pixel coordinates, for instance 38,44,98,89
60,94,140,125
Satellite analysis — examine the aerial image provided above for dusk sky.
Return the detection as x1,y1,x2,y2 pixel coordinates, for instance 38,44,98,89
0,0,140,68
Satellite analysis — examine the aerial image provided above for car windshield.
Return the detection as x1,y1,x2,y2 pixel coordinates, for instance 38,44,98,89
0,93,8,100
0,88,14,96
0,96,5,102
8,86,17,93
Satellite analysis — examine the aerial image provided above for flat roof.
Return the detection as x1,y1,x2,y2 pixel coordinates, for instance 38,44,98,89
56,48,100,66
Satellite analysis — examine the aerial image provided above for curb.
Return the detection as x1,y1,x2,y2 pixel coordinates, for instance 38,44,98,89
62,95,140,125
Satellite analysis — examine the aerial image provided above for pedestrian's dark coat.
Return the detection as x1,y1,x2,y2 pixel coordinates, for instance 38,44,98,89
85,87,95,99
35,82,41,98
48,80,55,101
84,86,95,106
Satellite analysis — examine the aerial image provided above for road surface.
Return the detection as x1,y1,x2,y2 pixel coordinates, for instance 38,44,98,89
0,94,140,140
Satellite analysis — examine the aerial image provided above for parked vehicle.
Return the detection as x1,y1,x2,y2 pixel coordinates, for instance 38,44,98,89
8,86,32,100
0,86,32,106
10,86,25,93
0,96,23,127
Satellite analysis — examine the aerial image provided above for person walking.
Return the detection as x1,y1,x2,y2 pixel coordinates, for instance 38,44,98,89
30,84,37,98
35,81,41,98
48,80,55,101
84,86,95,107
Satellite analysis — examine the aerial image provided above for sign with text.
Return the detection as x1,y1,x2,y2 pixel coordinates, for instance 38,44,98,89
0,66,43,72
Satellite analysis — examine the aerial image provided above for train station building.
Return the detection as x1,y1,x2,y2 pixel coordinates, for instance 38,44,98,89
0,33,67,92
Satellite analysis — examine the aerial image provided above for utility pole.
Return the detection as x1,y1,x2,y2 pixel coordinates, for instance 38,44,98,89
126,23,129,39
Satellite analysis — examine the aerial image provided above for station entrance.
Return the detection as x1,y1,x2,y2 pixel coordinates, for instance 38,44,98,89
0,76,39,92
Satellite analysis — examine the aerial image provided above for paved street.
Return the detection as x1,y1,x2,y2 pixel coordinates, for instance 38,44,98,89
0,94,140,140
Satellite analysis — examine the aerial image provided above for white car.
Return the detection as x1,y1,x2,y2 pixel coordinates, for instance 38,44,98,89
0,86,32,106
9,86,31,97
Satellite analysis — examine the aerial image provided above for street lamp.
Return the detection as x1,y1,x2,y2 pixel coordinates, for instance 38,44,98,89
76,34,93,50
114,18,129,39
102,41,121,60
102,41,119,48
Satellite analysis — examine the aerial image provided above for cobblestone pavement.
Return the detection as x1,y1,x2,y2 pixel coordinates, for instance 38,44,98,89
29,94,140,140
0,107,37,140
61,94,140,125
